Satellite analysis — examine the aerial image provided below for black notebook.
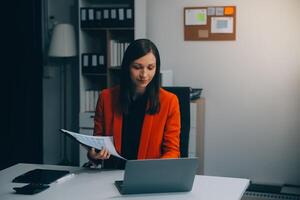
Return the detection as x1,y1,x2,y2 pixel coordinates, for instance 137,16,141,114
12,169,70,184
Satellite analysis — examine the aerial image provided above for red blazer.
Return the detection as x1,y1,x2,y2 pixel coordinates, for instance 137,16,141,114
94,86,180,159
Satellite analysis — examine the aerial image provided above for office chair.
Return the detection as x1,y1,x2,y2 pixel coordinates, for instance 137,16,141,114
163,87,191,157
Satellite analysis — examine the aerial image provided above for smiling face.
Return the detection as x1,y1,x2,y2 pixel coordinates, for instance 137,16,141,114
129,52,157,94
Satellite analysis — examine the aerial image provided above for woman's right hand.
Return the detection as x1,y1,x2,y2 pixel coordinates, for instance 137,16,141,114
87,148,111,162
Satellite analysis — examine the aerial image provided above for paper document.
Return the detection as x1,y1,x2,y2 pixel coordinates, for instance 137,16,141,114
60,129,126,160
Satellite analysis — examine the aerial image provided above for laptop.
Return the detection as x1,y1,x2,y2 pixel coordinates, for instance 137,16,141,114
114,157,199,194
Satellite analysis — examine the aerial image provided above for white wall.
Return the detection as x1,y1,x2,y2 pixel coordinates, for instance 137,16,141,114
135,0,147,38
145,0,300,184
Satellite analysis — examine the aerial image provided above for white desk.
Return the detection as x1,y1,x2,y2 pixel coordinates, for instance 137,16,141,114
0,163,249,200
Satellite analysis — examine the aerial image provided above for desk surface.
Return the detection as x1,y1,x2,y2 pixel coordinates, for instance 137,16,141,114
0,163,249,200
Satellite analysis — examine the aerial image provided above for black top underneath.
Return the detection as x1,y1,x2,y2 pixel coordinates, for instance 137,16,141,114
121,94,147,160
103,94,147,169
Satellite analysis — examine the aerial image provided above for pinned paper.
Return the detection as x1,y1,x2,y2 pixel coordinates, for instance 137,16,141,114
198,29,209,38
185,9,207,25
211,17,233,33
207,7,216,16
224,7,234,15
215,7,224,16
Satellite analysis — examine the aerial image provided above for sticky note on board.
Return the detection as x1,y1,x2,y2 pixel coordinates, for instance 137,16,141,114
207,7,216,16
224,7,234,15
215,7,224,16
198,29,209,38
197,13,206,22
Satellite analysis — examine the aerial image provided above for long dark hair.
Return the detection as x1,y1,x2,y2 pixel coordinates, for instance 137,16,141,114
119,38,161,115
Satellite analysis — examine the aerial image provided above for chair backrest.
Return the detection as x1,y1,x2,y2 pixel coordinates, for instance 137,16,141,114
163,87,190,157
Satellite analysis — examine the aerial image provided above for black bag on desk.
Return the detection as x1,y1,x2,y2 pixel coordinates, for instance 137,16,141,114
12,169,69,184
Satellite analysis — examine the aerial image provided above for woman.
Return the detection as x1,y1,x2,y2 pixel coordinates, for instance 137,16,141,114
87,39,180,168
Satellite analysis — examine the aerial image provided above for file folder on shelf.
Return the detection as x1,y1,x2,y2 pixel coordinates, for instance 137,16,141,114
94,8,102,27
125,8,134,27
80,8,88,27
80,7,134,28
82,53,106,74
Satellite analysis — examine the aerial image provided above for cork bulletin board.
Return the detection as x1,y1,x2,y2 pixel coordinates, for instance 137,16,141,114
184,6,236,41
